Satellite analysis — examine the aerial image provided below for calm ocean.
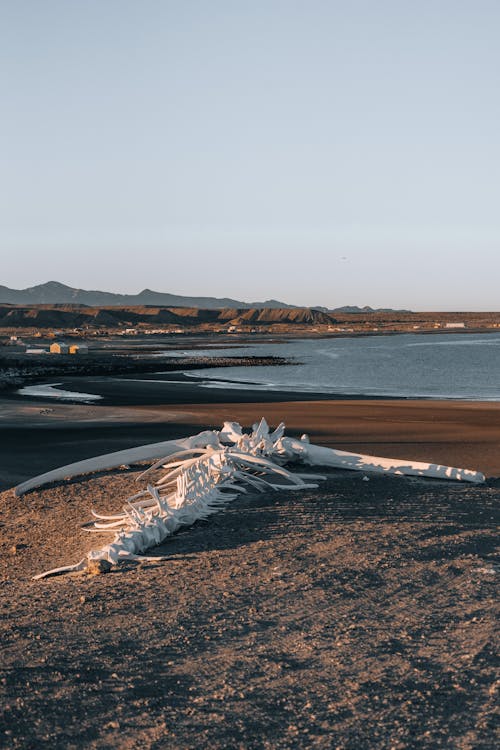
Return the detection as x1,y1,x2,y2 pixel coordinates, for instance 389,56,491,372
173,332,500,401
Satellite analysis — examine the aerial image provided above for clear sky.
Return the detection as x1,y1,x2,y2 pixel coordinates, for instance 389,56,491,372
1,0,499,310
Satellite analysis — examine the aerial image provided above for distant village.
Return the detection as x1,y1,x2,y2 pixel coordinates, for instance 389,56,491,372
2,307,500,349
1,319,495,359
4,335,89,355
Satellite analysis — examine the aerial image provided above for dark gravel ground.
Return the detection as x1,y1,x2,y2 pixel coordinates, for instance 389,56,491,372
1,468,498,749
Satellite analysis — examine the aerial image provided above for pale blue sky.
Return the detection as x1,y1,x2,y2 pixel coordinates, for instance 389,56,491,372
1,0,499,309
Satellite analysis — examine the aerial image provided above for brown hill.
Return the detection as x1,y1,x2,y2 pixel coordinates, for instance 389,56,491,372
228,308,335,325
2,304,500,332
0,305,337,329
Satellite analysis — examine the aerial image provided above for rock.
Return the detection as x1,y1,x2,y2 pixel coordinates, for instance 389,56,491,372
10,543,28,554
87,559,112,575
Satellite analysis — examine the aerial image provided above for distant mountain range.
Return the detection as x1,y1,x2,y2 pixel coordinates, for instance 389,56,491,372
0,281,295,309
0,282,408,313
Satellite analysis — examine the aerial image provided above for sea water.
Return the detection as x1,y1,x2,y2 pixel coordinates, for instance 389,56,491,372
14,332,500,402
17,383,103,402
176,332,500,401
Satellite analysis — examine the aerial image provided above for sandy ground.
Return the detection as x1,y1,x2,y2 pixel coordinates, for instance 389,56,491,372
1,466,498,749
1,399,499,748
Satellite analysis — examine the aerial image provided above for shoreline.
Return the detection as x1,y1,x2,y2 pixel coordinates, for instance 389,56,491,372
3,333,500,489
4,366,500,407
0,353,292,393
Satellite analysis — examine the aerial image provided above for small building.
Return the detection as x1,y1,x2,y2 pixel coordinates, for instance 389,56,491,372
26,348,48,355
445,322,466,329
50,342,70,354
68,344,89,355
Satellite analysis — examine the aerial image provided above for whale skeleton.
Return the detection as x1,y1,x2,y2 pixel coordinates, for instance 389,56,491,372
18,419,484,580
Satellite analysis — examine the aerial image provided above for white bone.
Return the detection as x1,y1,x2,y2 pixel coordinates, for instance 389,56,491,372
15,431,220,496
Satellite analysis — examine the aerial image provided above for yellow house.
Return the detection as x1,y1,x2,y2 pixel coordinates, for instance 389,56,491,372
49,342,69,354
69,344,89,355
